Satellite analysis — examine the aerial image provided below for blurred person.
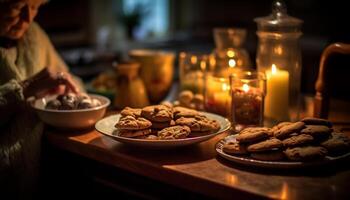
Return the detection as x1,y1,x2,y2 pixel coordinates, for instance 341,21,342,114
0,0,83,198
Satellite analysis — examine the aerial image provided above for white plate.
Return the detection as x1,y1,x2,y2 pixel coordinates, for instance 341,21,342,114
216,135,350,169
95,112,231,148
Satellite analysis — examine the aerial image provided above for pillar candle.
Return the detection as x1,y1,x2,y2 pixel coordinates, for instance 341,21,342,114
265,64,289,121
213,82,231,117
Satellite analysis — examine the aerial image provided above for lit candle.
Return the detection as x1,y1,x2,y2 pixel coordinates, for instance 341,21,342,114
205,76,231,117
232,83,263,126
265,64,289,121
213,83,231,116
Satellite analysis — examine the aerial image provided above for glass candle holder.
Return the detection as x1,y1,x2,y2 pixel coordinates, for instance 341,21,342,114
255,0,303,124
230,71,266,131
204,75,231,119
179,52,208,95
212,28,252,78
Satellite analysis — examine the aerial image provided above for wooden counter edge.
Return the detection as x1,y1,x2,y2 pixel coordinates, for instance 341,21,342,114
45,132,270,200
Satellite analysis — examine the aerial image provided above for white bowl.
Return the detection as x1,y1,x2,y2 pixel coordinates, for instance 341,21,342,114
32,94,110,130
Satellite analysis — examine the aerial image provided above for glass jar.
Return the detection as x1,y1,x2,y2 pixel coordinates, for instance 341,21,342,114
204,75,231,119
255,0,303,124
179,52,208,95
230,71,266,131
212,28,252,78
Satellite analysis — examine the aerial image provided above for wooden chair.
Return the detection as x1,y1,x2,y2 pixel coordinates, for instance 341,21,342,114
314,43,350,119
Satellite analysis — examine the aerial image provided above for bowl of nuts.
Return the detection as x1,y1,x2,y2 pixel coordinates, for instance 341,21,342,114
32,93,110,129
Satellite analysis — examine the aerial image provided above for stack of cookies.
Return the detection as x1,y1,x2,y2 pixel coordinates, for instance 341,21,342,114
223,117,350,161
115,105,220,140
171,90,204,111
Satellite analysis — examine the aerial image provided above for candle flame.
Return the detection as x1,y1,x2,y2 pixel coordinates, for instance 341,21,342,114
271,64,277,74
274,46,283,55
229,59,236,68
222,83,230,91
190,55,197,64
242,84,249,92
200,60,206,70
209,56,216,67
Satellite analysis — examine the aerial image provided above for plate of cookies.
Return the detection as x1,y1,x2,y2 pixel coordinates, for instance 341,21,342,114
216,118,350,169
95,105,231,148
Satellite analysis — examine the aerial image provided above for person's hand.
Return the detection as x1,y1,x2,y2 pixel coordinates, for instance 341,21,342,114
21,68,79,98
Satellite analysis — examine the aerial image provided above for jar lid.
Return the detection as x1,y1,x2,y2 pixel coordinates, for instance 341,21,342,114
254,0,303,33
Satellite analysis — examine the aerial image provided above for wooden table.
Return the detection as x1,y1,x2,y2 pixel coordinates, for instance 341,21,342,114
45,110,350,200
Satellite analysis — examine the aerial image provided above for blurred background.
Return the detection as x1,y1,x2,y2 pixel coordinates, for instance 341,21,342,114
35,0,350,99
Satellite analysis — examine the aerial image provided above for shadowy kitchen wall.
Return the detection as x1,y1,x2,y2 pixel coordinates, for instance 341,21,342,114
35,0,350,99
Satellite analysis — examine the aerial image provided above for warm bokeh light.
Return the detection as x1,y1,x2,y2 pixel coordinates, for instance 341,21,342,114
200,60,206,70
229,59,236,68
191,55,198,64
227,50,235,57
179,52,186,58
242,83,249,92
237,59,243,66
225,174,237,185
274,46,283,55
280,182,289,200
222,83,230,91
209,56,216,67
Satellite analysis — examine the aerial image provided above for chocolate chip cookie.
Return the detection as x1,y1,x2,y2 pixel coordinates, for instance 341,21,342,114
151,120,176,129
282,134,314,147
141,105,173,122
300,125,332,139
321,132,350,155
120,107,141,118
301,117,333,128
115,116,152,130
117,129,151,138
160,101,173,108
179,90,193,103
236,127,271,143
284,146,328,161
135,134,159,140
274,122,306,139
192,94,204,106
247,138,283,152
173,106,200,119
251,151,285,161
158,125,191,139
223,141,248,155
271,122,293,136
175,116,220,132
